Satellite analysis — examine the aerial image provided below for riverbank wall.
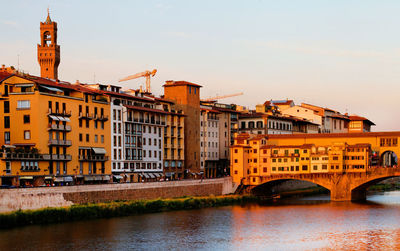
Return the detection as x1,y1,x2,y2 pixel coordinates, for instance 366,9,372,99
0,177,234,213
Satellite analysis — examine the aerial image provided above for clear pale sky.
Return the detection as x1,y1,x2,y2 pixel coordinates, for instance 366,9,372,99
1,0,399,131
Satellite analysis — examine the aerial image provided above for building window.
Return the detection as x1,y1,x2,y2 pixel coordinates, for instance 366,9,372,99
4,132,10,144
23,115,30,124
86,134,89,142
94,135,98,143
17,100,30,109
79,134,83,142
4,116,10,128
101,135,104,143
4,101,9,113
24,130,30,140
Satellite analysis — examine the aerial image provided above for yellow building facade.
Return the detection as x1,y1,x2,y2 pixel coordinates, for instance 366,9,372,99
0,74,111,186
231,132,400,186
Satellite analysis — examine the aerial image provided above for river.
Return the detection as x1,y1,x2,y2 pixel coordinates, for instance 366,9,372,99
2,191,400,250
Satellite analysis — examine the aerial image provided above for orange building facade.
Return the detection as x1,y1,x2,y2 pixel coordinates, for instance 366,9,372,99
231,132,400,186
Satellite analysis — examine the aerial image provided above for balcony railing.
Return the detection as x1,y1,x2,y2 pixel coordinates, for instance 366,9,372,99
43,154,72,161
48,124,72,131
0,153,45,160
79,112,93,119
48,139,72,146
79,155,109,162
48,109,72,117
94,114,109,121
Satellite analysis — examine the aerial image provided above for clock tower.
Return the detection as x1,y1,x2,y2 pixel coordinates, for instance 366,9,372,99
37,9,60,80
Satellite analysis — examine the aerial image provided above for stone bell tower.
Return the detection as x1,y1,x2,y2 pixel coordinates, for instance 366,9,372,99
37,9,60,80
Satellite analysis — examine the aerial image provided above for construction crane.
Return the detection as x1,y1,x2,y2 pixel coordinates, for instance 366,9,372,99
201,92,244,102
119,69,157,93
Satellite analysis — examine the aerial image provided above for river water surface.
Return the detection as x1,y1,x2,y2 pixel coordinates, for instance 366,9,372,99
2,192,400,250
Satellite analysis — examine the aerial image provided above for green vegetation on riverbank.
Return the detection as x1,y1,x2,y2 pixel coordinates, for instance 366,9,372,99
0,195,260,229
368,183,400,192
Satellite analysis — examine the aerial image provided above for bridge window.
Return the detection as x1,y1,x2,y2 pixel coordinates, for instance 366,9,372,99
295,149,299,154
313,165,318,170
248,121,255,128
254,149,257,153
302,165,308,171
253,168,257,173
322,165,327,170
263,158,267,163
296,166,299,171
234,149,238,153
284,150,289,156
284,158,288,162
254,159,257,163
278,158,282,162
331,165,334,170
290,166,294,171
263,150,267,154
253,178,256,182
303,150,307,153
234,159,238,163
263,167,267,172
333,156,339,160
272,167,276,171
296,158,299,162
272,159,276,162
273,150,278,154
234,170,238,174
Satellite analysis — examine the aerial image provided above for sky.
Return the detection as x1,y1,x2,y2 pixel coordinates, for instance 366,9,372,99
1,0,400,131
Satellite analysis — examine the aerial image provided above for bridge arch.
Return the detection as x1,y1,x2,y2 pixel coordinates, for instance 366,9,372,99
381,151,398,167
251,177,331,197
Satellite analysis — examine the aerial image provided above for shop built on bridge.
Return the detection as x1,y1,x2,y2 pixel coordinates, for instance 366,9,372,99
230,131,400,201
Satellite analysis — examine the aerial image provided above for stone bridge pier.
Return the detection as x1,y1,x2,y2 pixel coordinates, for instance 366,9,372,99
251,167,400,201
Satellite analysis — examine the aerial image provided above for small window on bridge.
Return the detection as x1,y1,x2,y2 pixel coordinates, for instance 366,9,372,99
302,165,308,171
263,167,267,172
303,150,308,153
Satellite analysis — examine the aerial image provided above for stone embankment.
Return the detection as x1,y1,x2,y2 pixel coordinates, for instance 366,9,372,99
0,177,234,213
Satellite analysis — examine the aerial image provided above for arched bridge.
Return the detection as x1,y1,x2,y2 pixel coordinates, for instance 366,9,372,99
247,167,400,201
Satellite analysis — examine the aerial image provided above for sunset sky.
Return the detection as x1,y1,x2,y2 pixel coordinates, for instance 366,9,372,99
1,0,400,131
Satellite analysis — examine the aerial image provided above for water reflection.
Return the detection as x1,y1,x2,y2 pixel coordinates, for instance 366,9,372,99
2,192,400,250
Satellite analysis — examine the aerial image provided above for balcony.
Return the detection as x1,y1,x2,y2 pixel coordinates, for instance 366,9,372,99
0,153,45,160
94,114,109,121
79,155,109,162
48,124,72,132
48,109,72,117
43,154,72,161
79,112,93,120
48,139,72,146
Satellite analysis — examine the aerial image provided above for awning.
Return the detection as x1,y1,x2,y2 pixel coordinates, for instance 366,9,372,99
54,177,64,182
84,176,94,181
20,176,33,180
49,115,59,121
16,84,34,87
44,176,53,180
57,116,67,122
143,173,150,179
92,147,107,155
165,172,173,177
79,147,91,150
2,145,16,148
42,85,63,92
148,173,155,179
64,176,73,182
94,176,103,181
113,175,123,179
103,175,110,181
154,173,162,178
63,117,71,122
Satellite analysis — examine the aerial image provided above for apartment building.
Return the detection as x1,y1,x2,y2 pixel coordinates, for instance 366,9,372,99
200,107,220,178
163,81,202,177
0,73,111,186
157,97,185,180
85,85,166,182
